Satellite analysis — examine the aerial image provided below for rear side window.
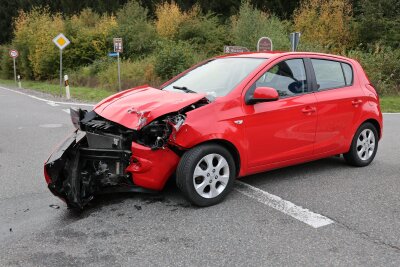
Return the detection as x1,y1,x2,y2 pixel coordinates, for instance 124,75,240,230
311,59,347,90
341,63,353,85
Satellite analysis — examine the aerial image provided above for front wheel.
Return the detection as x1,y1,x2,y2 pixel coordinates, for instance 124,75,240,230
344,122,378,167
176,144,236,206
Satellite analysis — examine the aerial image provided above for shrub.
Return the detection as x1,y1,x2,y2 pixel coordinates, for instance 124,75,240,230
347,47,400,95
13,8,64,79
64,9,117,69
231,1,290,51
293,0,354,53
176,7,229,56
114,0,157,59
155,1,188,39
153,40,201,81
97,57,160,90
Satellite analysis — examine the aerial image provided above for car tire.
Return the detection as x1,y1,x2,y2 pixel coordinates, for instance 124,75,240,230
344,122,378,167
176,144,236,207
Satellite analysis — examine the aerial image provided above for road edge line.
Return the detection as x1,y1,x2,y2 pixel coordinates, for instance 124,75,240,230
0,86,93,106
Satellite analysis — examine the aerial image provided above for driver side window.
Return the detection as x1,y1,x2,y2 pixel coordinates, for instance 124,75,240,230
255,59,308,97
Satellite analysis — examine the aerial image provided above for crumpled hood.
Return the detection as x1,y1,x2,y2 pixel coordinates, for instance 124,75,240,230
93,86,206,130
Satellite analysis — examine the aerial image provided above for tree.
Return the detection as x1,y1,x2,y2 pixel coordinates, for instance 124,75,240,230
293,0,354,52
355,0,400,49
231,1,290,51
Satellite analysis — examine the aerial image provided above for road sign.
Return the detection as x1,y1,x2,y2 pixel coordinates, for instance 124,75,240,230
9,49,19,84
52,33,70,50
289,32,301,52
108,52,118,57
223,46,249,54
113,38,123,53
257,37,273,52
9,49,19,58
53,33,70,96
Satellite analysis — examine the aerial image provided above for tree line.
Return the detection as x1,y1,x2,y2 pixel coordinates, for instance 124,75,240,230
0,0,399,95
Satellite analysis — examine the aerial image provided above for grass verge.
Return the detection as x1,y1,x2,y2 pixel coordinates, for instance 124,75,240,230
380,96,400,113
0,79,114,102
0,79,399,112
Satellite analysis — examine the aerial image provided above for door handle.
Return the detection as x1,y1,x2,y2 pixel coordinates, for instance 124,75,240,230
352,99,363,106
301,106,316,114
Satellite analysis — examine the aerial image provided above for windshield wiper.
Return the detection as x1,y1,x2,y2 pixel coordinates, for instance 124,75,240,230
173,86,196,94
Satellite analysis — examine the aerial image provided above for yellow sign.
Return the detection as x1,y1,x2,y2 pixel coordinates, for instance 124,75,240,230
52,33,70,50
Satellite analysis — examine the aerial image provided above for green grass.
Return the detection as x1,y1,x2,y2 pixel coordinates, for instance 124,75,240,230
0,78,114,103
1,78,399,112
380,96,400,113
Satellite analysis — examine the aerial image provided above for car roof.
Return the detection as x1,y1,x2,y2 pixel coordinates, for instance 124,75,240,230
216,51,352,62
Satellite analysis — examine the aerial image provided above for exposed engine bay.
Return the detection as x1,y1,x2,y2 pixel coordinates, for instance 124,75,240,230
44,98,209,209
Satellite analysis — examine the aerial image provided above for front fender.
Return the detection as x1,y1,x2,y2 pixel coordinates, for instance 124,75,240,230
170,101,248,176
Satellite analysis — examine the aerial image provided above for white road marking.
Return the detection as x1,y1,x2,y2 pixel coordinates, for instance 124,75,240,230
47,101,59,107
39,124,63,128
62,109,70,114
235,181,334,228
0,86,93,107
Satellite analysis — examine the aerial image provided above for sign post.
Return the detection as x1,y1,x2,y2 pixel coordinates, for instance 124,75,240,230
257,37,273,52
113,38,123,91
9,49,19,85
52,33,70,97
289,32,301,52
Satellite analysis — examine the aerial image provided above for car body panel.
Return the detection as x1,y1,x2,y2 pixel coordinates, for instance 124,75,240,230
94,86,207,130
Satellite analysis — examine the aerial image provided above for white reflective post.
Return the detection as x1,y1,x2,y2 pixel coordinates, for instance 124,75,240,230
64,74,70,99
117,52,121,91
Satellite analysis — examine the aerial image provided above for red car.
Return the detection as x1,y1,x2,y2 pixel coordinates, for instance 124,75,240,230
44,52,382,209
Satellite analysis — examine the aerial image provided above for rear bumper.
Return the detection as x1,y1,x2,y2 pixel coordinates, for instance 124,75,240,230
44,130,180,209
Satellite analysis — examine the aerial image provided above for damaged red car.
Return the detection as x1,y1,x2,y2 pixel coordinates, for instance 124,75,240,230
44,52,382,209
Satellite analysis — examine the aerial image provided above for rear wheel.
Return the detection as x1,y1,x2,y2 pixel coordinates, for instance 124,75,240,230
344,122,378,167
176,144,236,206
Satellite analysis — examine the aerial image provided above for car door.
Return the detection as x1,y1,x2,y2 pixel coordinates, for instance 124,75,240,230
309,58,365,155
242,58,318,170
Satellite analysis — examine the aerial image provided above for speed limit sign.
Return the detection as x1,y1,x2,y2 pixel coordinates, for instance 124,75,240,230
9,49,19,58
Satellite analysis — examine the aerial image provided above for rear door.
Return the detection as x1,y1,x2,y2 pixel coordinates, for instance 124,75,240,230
242,58,318,169
309,58,365,155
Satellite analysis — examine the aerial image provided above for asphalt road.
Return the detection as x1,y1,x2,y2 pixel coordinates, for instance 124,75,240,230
1,85,399,266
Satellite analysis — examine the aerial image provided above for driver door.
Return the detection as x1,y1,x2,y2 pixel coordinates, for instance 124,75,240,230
242,58,317,170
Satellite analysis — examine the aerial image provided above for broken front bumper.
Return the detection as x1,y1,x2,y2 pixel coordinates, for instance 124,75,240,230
44,130,180,209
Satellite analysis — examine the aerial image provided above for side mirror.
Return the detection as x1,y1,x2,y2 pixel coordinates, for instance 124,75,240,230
247,87,279,104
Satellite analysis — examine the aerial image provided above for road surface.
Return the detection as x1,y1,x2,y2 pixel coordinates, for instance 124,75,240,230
1,85,399,266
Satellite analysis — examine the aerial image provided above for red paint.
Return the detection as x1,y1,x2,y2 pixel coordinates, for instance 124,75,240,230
46,51,383,194
94,87,206,130
125,142,180,190
253,87,279,101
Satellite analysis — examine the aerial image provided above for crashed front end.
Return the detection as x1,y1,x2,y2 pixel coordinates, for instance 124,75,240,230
44,89,209,209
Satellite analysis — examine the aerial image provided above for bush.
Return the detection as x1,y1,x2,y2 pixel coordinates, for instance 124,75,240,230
347,47,400,95
64,9,116,68
176,7,229,56
293,0,354,53
231,1,290,51
97,57,160,90
13,8,64,79
155,1,188,39
113,0,157,60
154,40,201,80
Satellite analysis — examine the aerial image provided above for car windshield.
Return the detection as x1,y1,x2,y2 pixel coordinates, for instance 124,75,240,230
162,57,266,97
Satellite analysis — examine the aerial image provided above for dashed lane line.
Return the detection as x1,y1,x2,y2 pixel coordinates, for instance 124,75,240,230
235,181,334,228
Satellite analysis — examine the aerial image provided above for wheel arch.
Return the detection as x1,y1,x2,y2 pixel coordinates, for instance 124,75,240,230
193,139,241,177
363,118,382,139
